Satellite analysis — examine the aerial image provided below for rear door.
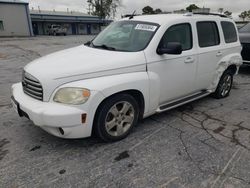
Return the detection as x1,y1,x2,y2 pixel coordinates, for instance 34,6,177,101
195,21,222,90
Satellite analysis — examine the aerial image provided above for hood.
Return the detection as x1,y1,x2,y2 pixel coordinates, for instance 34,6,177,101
25,45,146,80
24,45,147,101
239,33,250,43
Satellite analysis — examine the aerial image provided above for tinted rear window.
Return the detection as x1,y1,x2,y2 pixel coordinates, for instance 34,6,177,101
221,21,238,43
197,22,220,47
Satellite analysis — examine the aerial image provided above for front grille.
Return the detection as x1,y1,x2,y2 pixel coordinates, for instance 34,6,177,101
22,72,43,101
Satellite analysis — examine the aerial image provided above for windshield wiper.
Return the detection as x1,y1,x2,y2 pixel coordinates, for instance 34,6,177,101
93,44,117,51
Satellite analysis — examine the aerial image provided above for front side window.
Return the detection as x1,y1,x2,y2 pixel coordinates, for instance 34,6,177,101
197,21,220,47
0,21,4,31
91,21,159,52
221,21,238,43
159,23,193,51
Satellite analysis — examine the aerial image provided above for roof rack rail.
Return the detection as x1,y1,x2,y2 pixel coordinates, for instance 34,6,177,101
193,12,228,18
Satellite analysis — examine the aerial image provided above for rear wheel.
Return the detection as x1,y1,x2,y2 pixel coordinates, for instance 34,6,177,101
212,70,233,99
94,94,139,142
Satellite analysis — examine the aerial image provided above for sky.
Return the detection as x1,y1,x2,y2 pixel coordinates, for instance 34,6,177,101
27,0,249,20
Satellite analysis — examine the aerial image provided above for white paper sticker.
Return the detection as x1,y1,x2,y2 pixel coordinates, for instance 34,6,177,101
135,24,157,32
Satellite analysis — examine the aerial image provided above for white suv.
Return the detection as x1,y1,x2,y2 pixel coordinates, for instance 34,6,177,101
11,14,242,142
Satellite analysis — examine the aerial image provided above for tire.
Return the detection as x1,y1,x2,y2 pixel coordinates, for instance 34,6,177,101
94,94,139,142
212,70,233,99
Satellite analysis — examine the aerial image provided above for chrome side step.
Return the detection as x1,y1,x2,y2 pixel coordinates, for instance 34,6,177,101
156,90,211,113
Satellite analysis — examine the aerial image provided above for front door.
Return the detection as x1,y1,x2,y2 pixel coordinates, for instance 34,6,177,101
147,23,197,105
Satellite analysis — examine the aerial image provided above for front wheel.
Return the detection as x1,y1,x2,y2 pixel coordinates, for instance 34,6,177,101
212,70,233,99
94,94,139,142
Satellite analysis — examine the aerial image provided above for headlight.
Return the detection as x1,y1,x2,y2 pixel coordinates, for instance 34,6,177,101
53,88,90,105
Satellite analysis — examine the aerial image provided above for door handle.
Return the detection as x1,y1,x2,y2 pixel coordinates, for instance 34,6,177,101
216,51,223,57
184,57,194,63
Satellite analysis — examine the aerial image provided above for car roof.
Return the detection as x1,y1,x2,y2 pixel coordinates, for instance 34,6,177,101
121,14,233,25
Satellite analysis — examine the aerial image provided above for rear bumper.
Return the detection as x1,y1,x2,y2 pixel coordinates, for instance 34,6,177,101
243,60,250,65
11,83,101,139
241,43,250,64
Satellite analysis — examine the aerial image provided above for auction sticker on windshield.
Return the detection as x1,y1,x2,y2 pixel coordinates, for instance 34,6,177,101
135,24,157,32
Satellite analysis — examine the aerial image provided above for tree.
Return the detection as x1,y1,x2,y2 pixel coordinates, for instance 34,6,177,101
155,8,162,14
87,0,120,19
142,6,155,14
239,11,249,21
224,10,232,17
186,4,199,12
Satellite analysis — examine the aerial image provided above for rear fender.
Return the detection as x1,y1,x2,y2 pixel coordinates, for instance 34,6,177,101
209,53,242,91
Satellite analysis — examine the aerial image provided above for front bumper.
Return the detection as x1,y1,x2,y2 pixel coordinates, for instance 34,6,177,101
11,83,95,138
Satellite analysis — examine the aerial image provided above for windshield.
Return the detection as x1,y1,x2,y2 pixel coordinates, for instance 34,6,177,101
239,23,250,33
91,21,159,52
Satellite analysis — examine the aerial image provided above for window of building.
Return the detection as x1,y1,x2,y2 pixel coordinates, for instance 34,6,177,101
93,24,99,30
221,21,238,43
79,24,85,30
197,22,220,47
0,21,4,31
159,23,193,51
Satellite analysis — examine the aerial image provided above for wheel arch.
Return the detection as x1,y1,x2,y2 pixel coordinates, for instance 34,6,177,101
226,64,237,75
94,89,145,122
210,53,242,91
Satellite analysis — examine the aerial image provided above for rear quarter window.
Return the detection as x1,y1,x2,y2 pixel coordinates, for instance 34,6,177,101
197,21,220,48
221,21,238,43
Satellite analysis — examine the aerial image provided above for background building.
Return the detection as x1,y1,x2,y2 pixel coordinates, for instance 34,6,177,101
0,0,33,37
192,8,210,14
0,0,112,37
30,10,111,35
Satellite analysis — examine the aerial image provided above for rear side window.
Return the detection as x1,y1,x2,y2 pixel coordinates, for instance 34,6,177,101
197,22,220,47
159,23,192,51
221,21,238,43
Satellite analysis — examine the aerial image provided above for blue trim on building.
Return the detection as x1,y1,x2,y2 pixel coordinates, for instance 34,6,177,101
30,14,99,19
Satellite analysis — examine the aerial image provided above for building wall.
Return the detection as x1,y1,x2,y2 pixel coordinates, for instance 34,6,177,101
78,24,87,35
91,24,100,34
0,3,31,36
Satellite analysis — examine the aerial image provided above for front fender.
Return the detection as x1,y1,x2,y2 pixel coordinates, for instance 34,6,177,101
54,72,150,116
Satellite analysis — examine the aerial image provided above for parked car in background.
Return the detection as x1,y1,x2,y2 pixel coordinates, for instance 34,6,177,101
239,23,250,65
48,25,67,36
11,14,242,142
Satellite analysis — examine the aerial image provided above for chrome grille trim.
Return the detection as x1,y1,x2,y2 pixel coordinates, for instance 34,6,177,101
22,72,43,101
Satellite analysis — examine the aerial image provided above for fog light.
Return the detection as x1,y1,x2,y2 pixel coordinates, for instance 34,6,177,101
59,127,64,135
82,114,87,124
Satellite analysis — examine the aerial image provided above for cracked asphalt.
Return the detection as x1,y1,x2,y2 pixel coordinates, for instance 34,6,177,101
1,36,250,188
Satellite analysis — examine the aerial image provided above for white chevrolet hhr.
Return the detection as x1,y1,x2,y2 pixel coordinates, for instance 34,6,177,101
11,14,242,142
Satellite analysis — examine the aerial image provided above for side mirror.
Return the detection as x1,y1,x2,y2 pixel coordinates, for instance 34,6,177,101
157,42,183,55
